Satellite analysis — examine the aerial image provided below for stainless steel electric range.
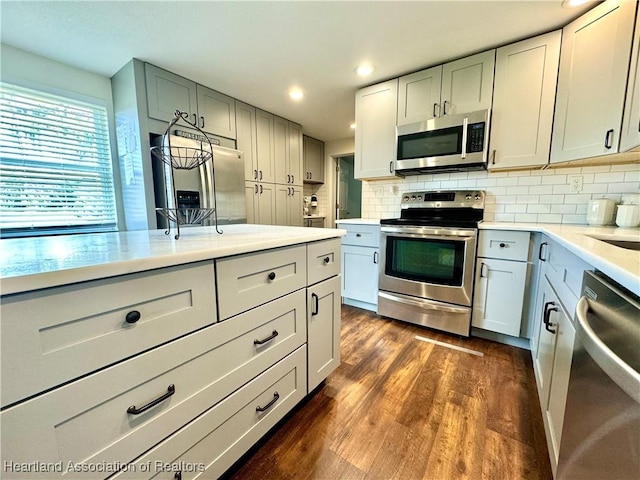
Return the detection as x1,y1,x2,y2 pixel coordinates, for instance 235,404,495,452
378,190,485,336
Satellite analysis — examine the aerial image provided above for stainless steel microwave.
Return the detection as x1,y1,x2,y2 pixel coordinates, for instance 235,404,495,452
395,109,489,174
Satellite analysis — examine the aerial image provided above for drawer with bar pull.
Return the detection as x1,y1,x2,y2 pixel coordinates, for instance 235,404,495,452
0,289,306,479
0,261,216,408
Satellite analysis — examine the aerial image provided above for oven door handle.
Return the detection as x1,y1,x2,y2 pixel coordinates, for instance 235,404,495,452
382,231,476,243
381,226,476,238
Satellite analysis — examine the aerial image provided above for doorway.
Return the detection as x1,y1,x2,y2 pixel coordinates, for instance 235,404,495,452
336,155,361,220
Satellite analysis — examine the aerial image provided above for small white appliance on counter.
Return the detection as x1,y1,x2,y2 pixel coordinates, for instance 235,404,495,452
615,204,640,228
586,198,616,226
152,132,247,229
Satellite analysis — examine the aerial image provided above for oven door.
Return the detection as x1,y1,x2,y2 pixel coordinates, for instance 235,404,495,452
379,225,477,307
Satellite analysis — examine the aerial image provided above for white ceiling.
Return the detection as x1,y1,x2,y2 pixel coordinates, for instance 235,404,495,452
1,1,593,142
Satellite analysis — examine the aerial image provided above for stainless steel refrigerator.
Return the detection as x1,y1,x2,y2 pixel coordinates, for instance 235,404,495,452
152,133,247,229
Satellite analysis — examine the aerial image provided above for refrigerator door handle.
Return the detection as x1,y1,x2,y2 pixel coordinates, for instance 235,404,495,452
199,163,208,208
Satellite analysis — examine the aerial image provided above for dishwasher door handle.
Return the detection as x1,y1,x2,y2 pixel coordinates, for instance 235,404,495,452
576,296,640,404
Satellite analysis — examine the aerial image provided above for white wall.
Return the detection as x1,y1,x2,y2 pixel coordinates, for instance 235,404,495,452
1,44,113,107
361,163,640,224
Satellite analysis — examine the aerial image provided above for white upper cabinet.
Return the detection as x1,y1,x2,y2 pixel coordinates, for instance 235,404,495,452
236,101,258,182
255,109,277,184
145,63,197,124
620,5,640,152
288,122,304,186
397,65,442,124
195,85,236,139
274,117,304,186
551,0,637,163
490,31,561,169
355,79,398,180
440,50,495,117
145,64,236,139
397,51,495,125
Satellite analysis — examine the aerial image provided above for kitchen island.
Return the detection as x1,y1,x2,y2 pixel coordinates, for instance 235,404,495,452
0,224,345,479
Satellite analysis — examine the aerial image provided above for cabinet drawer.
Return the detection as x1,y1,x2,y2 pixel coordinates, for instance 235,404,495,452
307,238,341,286
542,239,591,315
478,230,530,261
216,244,307,320
0,261,216,408
341,223,380,248
111,346,307,480
0,290,306,478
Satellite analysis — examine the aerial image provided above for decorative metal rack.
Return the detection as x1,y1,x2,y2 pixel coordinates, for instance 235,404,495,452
150,110,222,239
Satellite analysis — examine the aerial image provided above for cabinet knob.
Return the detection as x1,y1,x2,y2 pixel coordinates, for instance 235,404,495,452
125,310,141,324
499,243,506,248
268,271,276,281
356,233,362,237
323,256,330,264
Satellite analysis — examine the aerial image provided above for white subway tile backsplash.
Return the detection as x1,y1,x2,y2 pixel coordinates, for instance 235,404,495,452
539,194,565,204
516,195,539,204
562,214,586,224
624,170,640,182
594,172,626,183
582,183,609,194
527,204,551,214
581,165,611,173
551,204,577,214
537,213,563,223
515,213,538,222
564,194,591,204
607,183,635,194
529,185,554,195
505,204,527,213
496,177,519,186
541,175,567,185
552,184,572,194
518,176,542,186
494,213,516,222
360,163,638,225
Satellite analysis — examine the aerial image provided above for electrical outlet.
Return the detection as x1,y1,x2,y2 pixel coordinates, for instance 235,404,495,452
568,175,583,193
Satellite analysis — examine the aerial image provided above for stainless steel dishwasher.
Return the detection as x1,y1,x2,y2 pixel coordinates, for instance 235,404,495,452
557,270,640,479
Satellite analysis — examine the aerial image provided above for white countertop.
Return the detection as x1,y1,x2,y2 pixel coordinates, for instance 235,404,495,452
335,218,381,225
304,215,325,219
480,222,640,296
0,224,346,296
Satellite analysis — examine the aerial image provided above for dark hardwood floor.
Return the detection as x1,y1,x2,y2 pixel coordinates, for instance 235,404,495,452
225,305,552,480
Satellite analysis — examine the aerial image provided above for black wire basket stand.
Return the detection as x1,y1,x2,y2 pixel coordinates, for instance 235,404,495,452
150,110,223,239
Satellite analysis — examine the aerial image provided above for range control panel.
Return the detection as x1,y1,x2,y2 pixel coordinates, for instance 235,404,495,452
401,190,485,209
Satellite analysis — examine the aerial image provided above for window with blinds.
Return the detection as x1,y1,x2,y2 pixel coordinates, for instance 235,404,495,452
0,82,118,237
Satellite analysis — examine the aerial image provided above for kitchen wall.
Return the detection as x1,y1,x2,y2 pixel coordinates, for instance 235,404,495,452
361,162,640,224
1,44,126,229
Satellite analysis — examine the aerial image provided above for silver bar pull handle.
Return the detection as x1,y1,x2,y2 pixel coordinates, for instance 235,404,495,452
461,117,469,159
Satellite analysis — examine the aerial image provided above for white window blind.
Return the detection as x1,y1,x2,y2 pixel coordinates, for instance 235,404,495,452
0,82,117,236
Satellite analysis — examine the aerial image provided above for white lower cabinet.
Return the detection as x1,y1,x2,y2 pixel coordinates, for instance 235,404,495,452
472,230,530,337
339,223,380,312
111,346,307,480
0,239,342,480
307,275,341,393
472,257,527,337
533,276,576,475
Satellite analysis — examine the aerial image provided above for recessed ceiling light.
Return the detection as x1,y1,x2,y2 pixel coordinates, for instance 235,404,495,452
561,0,590,8
288,88,304,101
355,64,375,76
350,123,356,129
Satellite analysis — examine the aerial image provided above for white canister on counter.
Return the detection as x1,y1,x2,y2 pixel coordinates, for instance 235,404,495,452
615,204,640,228
586,198,617,226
